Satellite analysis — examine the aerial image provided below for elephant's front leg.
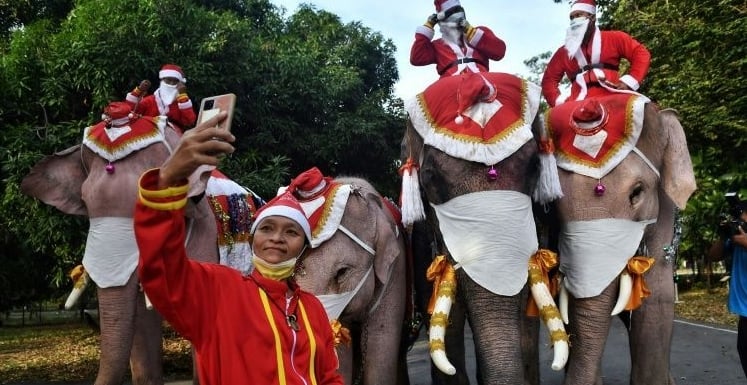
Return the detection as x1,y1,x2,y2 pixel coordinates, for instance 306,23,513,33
130,284,164,385
94,273,140,385
628,256,677,385
459,269,525,385
563,280,617,385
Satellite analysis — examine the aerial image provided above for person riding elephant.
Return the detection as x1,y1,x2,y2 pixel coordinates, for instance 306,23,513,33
545,93,696,384
20,101,219,384
400,71,568,384
410,0,506,78
126,63,197,131
541,0,651,107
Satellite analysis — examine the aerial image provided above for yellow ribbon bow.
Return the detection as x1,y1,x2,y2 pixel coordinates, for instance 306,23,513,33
526,249,558,317
426,255,456,315
330,319,351,348
625,256,655,311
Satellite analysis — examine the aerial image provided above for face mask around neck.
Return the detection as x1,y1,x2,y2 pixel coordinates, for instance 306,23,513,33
252,254,298,280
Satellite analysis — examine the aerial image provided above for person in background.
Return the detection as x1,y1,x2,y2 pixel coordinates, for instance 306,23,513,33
126,63,196,131
133,112,343,384
709,200,747,377
541,0,650,107
410,0,506,78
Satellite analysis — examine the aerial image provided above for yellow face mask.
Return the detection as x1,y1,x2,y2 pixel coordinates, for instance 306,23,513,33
252,255,298,281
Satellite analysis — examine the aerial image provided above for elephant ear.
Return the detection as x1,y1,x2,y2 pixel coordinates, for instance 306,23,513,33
659,109,697,209
20,144,88,216
370,192,403,287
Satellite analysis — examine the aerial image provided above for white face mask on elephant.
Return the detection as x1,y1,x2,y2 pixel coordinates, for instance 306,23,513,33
559,218,656,299
315,265,373,321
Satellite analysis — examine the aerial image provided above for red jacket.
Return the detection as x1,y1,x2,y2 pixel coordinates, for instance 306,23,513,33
134,169,343,385
541,29,650,107
126,91,196,131
410,24,506,77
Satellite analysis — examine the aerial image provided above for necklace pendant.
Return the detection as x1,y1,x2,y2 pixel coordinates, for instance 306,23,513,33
287,314,299,331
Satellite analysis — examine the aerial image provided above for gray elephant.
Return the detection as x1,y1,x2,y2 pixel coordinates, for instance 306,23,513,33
281,168,410,385
20,102,218,384
400,72,568,384
545,95,696,384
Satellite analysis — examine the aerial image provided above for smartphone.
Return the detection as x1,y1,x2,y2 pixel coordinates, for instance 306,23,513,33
197,93,236,132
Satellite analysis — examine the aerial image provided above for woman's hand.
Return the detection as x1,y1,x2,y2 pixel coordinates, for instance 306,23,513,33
158,111,235,188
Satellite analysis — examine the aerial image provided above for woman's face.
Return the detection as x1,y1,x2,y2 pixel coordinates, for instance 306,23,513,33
252,216,307,264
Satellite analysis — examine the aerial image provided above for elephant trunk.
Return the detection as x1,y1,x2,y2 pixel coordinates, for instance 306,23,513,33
426,256,457,375
528,250,569,371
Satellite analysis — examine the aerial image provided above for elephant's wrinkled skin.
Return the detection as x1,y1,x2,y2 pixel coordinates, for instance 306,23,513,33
21,122,217,385
552,104,696,385
293,176,410,385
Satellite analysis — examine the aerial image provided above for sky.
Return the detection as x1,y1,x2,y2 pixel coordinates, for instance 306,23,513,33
270,0,571,100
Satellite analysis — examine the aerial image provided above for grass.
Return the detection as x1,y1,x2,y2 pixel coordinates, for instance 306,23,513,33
0,286,737,384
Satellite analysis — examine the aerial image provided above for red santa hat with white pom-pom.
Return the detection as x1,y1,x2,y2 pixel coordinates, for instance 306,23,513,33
434,0,462,20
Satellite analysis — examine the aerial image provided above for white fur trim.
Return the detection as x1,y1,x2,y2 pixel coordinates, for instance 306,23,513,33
126,93,140,103
251,205,312,241
159,69,185,82
416,24,435,39
467,27,484,47
178,99,192,109
439,0,461,12
619,74,640,90
570,3,596,14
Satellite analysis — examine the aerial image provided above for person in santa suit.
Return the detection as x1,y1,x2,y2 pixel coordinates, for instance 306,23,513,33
541,0,651,107
133,111,343,384
410,0,506,78
125,63,196,131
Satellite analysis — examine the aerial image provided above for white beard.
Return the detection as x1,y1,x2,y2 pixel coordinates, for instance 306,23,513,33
564,17,590,58
440,25,463,45
157,82,179,106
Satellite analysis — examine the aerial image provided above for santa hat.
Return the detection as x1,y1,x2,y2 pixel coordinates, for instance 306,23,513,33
434,0,462,20
102,101,133,127
250,191,312,242
454,72,496,125
159,64,187,83
287,167,332,200
571,98,608,131
570,0,596,15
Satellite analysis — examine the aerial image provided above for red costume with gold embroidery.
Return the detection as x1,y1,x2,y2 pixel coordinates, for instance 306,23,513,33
541,0,650,107
410,0,506,78
134,169,343,385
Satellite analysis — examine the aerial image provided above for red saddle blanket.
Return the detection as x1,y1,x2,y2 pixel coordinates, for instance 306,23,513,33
83,116,164,162
405,72,540,165
545,94,648,179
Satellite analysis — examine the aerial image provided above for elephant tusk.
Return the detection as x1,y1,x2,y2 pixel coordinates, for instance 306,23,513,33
144,291,154,310
528,266,569,371
64,271,90,310
611,270,633,316
429,294,457,375
559,275,569,325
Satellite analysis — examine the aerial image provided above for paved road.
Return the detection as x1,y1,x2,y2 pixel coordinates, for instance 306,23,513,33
8,317,746,385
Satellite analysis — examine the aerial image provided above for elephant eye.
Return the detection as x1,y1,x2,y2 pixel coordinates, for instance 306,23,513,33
334,266,350,285
629,183,644,206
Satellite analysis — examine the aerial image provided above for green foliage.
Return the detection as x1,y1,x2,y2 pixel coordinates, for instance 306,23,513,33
606,0,747,257
0,0,403,306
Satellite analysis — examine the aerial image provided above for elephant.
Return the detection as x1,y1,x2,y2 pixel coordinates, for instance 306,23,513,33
545,95,697,384
20,106,218,385
399,72,568,385
282,168,411,385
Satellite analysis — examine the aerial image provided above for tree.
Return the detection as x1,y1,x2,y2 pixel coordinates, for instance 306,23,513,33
0,0,403,304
